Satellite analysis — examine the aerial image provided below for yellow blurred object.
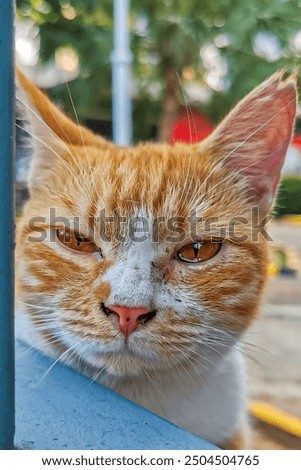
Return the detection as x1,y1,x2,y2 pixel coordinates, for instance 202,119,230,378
267,263,278,276
249,401,301,438
282,215,301,224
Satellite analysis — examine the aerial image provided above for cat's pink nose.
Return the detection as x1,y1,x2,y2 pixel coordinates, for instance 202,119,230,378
104,304,156,339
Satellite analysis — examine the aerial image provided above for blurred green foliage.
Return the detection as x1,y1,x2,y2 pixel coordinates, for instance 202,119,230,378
274,176,301,216
17,0,301,141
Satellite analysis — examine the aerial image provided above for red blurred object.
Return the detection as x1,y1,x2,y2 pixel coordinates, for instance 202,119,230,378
291,135,301,152
169,107,213,144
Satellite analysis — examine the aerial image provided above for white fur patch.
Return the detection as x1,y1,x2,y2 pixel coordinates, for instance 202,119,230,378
103,238,155,307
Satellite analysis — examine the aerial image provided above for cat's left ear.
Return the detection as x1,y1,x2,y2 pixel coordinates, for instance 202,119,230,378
203,72,297,215
16,68,111,150
16,68,114,190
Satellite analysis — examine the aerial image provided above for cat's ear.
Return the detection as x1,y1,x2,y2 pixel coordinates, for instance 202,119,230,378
16,68,113,189
16,68,111,149
203,72,297,215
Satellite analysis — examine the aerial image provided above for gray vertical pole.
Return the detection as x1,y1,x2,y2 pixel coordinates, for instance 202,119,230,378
111,0,132,145
0,0,15,450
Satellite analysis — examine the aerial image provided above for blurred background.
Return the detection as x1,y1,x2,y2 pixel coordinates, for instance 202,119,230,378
16,0,301,449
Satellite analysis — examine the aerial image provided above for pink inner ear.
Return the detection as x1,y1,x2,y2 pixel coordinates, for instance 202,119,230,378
261,142,291,196
226,119,293,202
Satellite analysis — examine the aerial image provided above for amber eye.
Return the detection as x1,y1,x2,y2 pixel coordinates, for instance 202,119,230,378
57,229,99,254
176,240,222,263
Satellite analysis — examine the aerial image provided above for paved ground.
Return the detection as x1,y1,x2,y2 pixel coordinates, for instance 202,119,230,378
244,221,301,449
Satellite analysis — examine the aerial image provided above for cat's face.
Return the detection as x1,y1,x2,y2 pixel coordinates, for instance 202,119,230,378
16,71,297,377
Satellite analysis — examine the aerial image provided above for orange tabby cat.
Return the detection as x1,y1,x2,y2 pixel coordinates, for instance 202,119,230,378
15,69,297,449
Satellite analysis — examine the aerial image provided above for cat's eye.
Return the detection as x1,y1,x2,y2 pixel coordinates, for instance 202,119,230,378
176,240,222,264
57,229,99,254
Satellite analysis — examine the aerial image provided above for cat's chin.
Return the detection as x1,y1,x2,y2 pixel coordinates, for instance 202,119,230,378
81,347,169,379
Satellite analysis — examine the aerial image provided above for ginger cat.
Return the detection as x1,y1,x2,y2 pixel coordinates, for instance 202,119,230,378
15,69,297,448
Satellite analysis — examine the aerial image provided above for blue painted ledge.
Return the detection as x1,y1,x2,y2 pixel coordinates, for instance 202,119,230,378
15,340,218,450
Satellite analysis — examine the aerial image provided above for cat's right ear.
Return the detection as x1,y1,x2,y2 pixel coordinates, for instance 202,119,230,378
16,68,113,190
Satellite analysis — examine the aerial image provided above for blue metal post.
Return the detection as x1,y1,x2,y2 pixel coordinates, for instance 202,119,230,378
111,0,132,145
0,0,15,449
